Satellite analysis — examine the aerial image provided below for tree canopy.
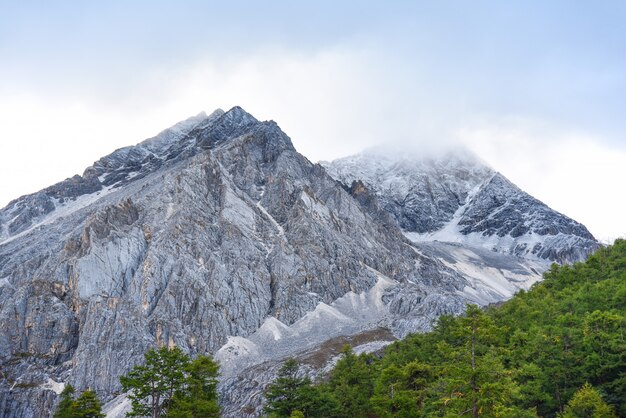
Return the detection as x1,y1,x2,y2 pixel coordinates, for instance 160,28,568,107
120,346,220,418
53,384,105,418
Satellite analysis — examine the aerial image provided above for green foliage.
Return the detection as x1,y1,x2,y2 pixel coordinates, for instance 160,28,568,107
169,355,220,418
491,240,626,416
371,363,421,417
297,383,340,418
326,345,374,416
121,346,189,417
264,358,311,417
53,385,105,418
120,346,220,418
263,357,342,418
73,390,105,418
54,384,76,418
263,239,626,417
559,383,617,418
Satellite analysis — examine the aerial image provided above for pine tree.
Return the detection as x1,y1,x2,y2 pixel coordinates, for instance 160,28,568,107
53,384,76,418
169,354,220,418
559,383,617,418
298,384,340,418
264,358,310,417
327,345,374,417
432,305,532,417
370,361,431,417
120,347,222,418
120,346,190,418
73,389,105,418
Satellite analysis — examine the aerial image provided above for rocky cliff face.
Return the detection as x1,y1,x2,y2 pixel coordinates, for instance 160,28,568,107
323,150,599,264
0,108,596,417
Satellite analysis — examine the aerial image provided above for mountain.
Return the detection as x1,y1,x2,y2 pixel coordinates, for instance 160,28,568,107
323,149,598,264
0,108,598,417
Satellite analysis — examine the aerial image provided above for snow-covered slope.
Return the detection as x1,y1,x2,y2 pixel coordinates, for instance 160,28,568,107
323,149,599,264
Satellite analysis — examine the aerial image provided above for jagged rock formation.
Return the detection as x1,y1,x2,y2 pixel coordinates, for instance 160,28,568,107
323,150,599,264
0,108,597,417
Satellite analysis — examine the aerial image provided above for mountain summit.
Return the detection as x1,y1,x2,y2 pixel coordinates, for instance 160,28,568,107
0,108,598,417
323,149,598,263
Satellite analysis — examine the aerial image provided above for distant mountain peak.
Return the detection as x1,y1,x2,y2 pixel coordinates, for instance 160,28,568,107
324,148,598,263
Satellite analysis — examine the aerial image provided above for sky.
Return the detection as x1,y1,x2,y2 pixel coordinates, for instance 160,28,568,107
1,1,625,241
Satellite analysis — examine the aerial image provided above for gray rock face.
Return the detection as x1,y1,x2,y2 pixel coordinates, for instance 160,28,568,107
0,108,595,417
323,150,494,233
455,173,598,263
323,149,599,264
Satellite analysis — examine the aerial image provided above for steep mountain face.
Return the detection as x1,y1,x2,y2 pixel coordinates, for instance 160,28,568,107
323,150,599,264
0,108,596,417
0,111,217,241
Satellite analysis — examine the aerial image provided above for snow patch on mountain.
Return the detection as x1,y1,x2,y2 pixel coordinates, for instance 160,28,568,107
412,240,548,303
0,185,117,246
140,111,211,153
40,378,65,395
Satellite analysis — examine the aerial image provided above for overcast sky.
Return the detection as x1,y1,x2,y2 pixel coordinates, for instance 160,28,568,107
1,1,625,241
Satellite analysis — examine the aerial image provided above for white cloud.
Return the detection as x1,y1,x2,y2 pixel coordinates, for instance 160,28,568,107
1,45,623,245
0,94,179,207
156,46,424,162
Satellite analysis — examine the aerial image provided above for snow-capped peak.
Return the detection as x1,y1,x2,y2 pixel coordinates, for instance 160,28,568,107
324,147,598,263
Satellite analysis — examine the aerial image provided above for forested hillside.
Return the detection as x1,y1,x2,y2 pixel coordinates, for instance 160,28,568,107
265,240,626,417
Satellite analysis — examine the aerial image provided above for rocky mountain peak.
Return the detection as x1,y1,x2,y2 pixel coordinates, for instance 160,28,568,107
323,148,494,233
0,108,601,417
324,148,598,263
222,105,258,125
0,107,277,244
